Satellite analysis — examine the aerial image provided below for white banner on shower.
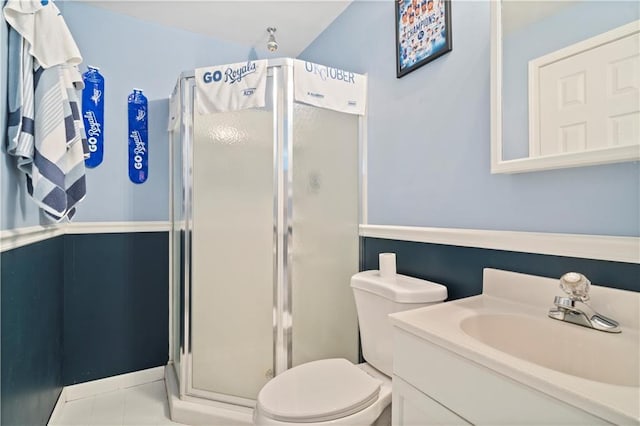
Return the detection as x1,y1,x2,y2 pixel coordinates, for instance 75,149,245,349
293,60,367,115
194,60,267,114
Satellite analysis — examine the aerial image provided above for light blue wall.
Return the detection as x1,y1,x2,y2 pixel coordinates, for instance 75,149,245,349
503,1,640,159
300,1,640,237
60,2,265,224
1,2,260,228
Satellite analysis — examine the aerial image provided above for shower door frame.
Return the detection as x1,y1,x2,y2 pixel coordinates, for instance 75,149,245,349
169,58,368,408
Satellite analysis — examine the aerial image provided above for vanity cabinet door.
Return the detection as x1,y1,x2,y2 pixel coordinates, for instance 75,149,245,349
393,328,611,425
393,376,470,426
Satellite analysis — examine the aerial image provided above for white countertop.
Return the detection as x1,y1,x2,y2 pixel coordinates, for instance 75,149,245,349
390,269,640,425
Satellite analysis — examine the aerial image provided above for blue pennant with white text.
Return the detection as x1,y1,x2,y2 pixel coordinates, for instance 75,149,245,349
128,89,148,184
82,66,105,168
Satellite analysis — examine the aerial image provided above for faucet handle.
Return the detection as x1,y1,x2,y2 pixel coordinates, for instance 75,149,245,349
559,272,590,302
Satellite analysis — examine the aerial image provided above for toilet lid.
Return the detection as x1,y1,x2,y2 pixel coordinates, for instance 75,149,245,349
257,358,382,423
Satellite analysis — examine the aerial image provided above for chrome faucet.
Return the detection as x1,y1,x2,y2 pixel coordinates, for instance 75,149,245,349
548,272,621,333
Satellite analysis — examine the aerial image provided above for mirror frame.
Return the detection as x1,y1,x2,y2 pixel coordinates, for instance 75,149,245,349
490,1,640,174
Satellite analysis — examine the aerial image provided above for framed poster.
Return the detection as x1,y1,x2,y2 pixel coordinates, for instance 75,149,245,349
396,0,452,78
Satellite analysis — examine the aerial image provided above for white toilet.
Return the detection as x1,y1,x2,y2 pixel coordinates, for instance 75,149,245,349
254,270,448,425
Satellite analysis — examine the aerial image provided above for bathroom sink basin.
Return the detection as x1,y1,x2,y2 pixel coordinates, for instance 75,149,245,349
460,313,639,387
390,269,640,424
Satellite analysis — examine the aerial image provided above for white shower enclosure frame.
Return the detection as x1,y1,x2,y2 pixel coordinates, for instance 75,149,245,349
168,58,368,413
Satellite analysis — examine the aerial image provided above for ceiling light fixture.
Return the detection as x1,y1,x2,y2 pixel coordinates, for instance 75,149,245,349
266,27,278,52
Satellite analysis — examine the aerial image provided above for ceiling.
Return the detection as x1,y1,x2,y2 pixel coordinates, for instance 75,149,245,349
502,1,581,35
81,0,353,58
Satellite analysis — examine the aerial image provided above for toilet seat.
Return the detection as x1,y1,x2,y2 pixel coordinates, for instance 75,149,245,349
256,358,382,423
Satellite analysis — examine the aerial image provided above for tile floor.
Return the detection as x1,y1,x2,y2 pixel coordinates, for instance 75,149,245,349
51,380,186,426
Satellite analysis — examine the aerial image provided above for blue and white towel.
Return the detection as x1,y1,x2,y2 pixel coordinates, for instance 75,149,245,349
3,0,82,68
6,26,35,173
29,63,88,220
4,0,88,221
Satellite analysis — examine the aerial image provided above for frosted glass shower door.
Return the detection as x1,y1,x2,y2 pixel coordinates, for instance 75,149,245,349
291,103,360,366
169,95,184,383
190,89,275,401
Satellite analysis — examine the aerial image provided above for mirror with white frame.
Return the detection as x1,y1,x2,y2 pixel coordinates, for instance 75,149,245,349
491,1,640,174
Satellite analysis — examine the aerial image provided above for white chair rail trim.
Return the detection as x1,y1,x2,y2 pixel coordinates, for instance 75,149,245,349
360,225,639,264
0,221,171,252
0,225,65,253
3,222,637,263
65,221,171,234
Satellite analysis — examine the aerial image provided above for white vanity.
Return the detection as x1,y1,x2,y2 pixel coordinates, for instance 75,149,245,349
390,269,640,425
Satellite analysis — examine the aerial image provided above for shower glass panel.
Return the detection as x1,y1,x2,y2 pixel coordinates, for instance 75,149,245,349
291,103,360,366
169,60,365,418
170,92,184,379
190,79,275,401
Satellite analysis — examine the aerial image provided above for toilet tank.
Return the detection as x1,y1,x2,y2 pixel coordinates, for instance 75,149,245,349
350,271,447,377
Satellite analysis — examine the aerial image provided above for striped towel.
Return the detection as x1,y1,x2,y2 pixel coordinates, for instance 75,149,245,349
29,62,89,221
6,27,35,173
5,2,88,221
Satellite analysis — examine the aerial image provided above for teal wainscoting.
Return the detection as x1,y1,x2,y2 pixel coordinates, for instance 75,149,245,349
1,231,169,426
362,237,640,301
63,232,169,385
1,236,65,426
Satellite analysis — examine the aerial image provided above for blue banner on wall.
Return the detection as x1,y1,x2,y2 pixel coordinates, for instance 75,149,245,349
82,66,105,168
128,89,148,184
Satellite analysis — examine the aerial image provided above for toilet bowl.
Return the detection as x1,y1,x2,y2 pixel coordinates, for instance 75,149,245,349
254,360,391,426
254,270,447,425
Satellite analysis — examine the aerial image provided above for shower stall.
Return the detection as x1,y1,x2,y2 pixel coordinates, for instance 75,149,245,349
167,58,366,422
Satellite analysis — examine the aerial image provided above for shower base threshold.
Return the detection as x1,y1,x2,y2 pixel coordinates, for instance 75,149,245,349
165,365,253,425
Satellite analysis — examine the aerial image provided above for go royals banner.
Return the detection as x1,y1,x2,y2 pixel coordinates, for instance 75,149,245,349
194,60,268,114
82,66,105,168
293,60,367,115
128,89,148,184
